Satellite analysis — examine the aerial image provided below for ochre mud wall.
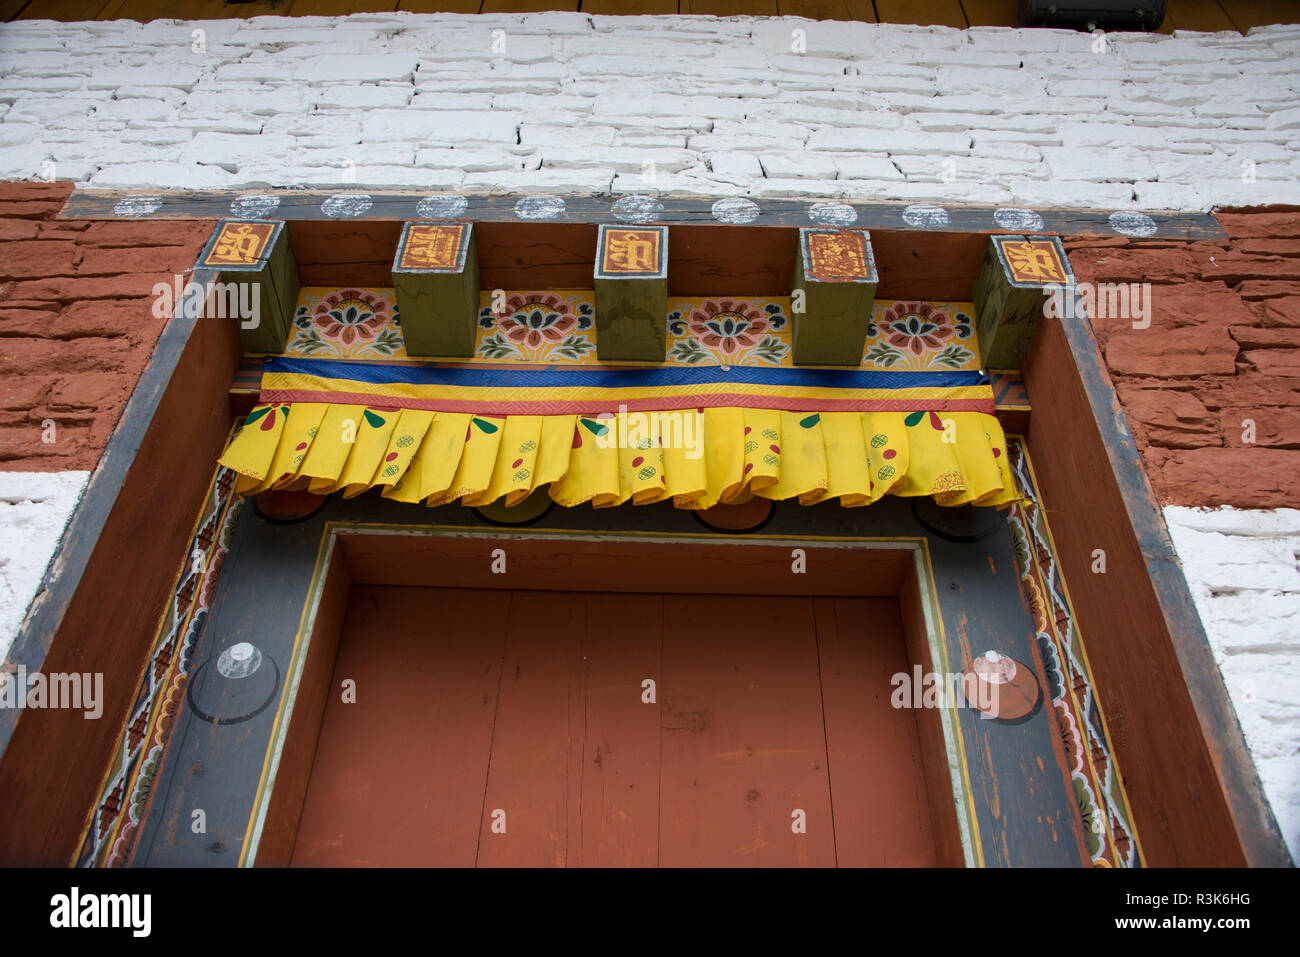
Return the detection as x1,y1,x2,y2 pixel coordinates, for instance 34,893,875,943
1067,211,1300,509
0,181,212,471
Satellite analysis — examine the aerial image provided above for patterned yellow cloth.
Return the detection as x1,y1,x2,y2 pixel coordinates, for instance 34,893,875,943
220,402,1018,510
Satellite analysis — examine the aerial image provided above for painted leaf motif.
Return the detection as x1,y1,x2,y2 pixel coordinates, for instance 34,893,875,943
904,411,925,427
245,407,270,426
929,411,944,430
799,414,820,429
472,417,499,434
363,410,386,429
580,417,609,437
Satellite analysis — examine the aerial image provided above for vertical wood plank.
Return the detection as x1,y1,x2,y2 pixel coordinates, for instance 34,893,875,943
476,590,586,867
395,0,483,11
775,0,878,21
814,596,940,866
1167,0,1237,31
480,0,578,11
658,594,836,867
582,0,677,13
957,0,1019,27
18,0,110,17
681,0,779,16
1216,0,1297,30
875,0,967,27
577,593,662,867
290,586,509,867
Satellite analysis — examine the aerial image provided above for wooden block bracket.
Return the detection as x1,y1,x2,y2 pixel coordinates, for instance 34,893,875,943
972,235,1074,371
197,219,299,355
791,227,878,367
391,221,480,359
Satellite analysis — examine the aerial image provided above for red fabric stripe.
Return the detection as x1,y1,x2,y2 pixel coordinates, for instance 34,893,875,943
258,388,995,416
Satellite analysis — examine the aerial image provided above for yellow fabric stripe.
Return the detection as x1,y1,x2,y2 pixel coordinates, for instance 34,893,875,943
218,402,1020,512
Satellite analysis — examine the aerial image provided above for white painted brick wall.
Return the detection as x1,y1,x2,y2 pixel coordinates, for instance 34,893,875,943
0,471,88,664
0,13,1297,209
1166,506,1300,864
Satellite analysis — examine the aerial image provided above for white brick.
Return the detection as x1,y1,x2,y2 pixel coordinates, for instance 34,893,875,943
412,147,538,171
87,65,205,89
314,85,412,110
360,109,519,145
1008,178,1136,207
707,151,763,187
808,128,964,153
89,160,234,189
1058,123,1177,149
181,131,298,168
463,167,615,193
832,155,903,180
539,145,695,174
409,91,496,111
1042,147,1158,182
522,124,615,147
1266,107,1300,130
1133,182,1209,211
757,152,839,179
591,93,751,121
296,54,419,83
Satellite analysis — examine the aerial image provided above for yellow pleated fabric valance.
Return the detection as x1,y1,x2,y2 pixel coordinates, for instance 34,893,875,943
220,403,1016,511
218,357,1017,510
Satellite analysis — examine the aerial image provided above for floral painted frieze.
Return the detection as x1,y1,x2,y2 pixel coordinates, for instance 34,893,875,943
282,288,980,372
863,300,977,371
288,287,403,359
476,291,596,363
667,297,790,366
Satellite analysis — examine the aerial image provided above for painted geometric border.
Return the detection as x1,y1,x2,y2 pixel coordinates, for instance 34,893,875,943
74,465,243,867
1006,437,1143,868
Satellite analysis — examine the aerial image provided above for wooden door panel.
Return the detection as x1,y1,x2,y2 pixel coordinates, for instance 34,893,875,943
291,586,941,866
658,595,837,867
577,593,663,867
291,586,508,866
475,591,585,867
815,596,939,866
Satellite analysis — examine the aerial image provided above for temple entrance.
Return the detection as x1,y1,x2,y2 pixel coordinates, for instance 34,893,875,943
289,584,941,867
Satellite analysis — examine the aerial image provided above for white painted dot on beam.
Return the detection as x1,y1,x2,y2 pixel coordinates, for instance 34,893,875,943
321,193,373,218
514,195,565,220
902,204,951,229
612,194,664,223
993,207,1044,232
229,194,280,219
712,197,759,225
113,195,163,218
416,195,468,219
808,202,857,226
217,642,263,679
1108,210,1158,238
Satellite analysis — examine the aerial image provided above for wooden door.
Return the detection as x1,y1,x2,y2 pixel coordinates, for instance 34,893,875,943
290,586,941,866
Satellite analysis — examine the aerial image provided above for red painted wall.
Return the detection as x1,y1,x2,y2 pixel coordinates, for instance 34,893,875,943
0,181,212,471
1067,211,1300,509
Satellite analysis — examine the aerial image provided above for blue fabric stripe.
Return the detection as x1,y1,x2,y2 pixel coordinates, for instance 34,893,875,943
264,357,989,391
